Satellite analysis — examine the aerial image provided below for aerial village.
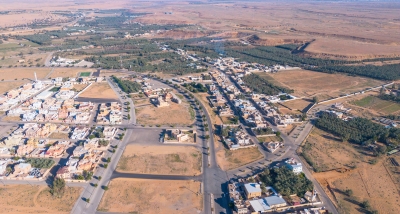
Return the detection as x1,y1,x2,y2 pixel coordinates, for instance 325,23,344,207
0,73,122,181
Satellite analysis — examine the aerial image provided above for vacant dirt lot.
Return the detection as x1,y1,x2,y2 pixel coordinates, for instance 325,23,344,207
0,80,29,94
136,100,194,126
51,68,95,78
98,179,202,214
78,83,118,100
117,145,202,175
301,128,400,214
0,68,50,81
306,38,400,59
0,185,81,213
300,128,363,172
314,159,400,214
283,99,313,112
216,147,264,170
260,70,384,99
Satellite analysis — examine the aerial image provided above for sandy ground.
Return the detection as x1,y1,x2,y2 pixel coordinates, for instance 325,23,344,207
314,159,400,214
72,84,88,92
117,145,202,175
260,70,384,99
136,100,194,126
306,38,400,59
0,68,51,81
300,128,363,172
301,128,400,214
0,185,81,214
0,80,29,94
283,99,313,112
51,68,95,78
98,178,203,214
78,83,118,100
49,132,69,139
216,147,264,171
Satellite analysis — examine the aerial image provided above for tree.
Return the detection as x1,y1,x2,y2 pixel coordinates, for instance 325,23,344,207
361,200,370,209
50,177,66,198
82,170,93,181
344,189,353,196
103,163,108,168
276,131,281,137
341,133,350,142
103,186,109,190
312,96,319,104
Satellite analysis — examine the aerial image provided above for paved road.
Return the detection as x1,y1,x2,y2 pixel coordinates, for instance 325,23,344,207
111,172,202,181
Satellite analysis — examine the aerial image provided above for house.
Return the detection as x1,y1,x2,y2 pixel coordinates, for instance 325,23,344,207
56,166,71,179
16,145,35,156
285,158,303,174
103,127,117,139
266,141,282,153
154,96,170,107
0,159,12,175
73,146,89,157
244,183,262,199
167,129,190,142
109,111,122,124
45,144,66,157
249,196,287,213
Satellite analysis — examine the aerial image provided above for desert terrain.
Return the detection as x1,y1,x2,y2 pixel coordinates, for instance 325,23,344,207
135,99,194,126
117,144,202,175
259,70,384,100
98,178,203,214
300,128,400,214
0,185,81,214
78,82,119,100
216,147,264,171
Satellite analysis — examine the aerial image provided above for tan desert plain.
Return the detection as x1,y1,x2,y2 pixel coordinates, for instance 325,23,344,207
0,1,399,214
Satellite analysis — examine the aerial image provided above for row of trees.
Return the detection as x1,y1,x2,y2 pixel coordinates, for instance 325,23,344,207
183,82,208,93
379,93,400,103
315,113,400,145
112,76,142,93
242,74,294,95
26,158,55,168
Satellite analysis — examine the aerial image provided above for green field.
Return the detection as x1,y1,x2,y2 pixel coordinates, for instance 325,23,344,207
352,96,375,107
80,72,91,77
352,95,400,114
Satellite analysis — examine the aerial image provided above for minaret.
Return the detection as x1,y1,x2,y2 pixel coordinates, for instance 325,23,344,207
34,72,37,82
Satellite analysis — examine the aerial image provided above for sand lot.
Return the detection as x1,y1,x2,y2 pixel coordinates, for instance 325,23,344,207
0,185,81,214
301,128,400,213
78,83,118,100
136,100,194,126
216,147,264,171
283,99,313,112
314,160,400,214
117,145,202,175
0,80,29,94
300,128,363,172
98,179,203,214
0,68,51,81
306,38,400,59
50,68,95,78
259,70,384,99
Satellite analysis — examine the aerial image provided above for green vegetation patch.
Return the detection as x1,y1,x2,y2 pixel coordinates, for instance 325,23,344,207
243,73,293,95
26,158,55,168
259,167,313,196
112,75,142,93
80,72,91,77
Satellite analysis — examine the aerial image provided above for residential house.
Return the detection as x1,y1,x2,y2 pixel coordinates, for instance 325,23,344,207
244,183,262,199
